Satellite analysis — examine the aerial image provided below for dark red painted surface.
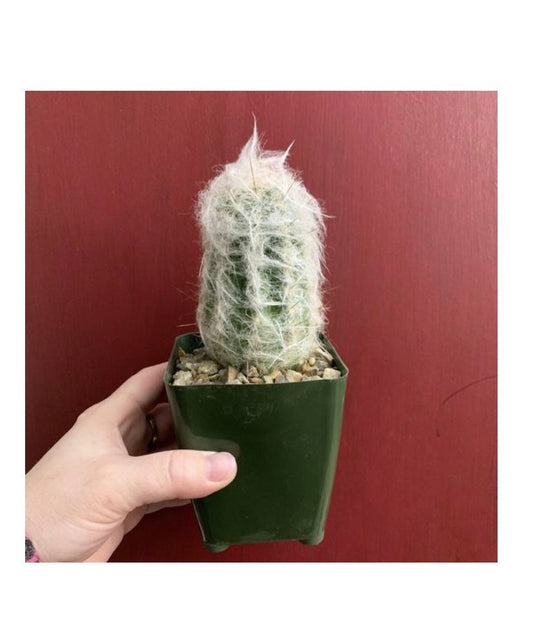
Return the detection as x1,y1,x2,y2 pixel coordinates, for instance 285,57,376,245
26,92,497,561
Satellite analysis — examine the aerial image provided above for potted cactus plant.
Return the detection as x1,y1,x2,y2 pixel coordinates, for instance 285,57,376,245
164,125,349,552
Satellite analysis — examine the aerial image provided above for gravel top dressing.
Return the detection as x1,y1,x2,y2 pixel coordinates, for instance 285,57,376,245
171,343,341,386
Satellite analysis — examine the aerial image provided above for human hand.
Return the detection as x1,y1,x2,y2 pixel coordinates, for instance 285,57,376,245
25,363,237,562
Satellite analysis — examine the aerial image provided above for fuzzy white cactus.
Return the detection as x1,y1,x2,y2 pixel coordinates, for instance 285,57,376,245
196,125,326,374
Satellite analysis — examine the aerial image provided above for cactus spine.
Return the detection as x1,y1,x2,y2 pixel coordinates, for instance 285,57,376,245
196,125,326,374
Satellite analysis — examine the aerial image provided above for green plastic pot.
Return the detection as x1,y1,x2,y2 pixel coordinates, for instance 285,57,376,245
164,332,349,552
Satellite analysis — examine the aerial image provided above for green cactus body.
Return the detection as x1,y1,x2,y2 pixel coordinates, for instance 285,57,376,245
197,127,325,374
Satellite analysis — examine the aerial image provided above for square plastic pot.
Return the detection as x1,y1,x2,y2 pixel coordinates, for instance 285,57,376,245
164,332,349,552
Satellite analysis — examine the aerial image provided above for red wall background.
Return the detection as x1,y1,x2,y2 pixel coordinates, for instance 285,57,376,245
26,91,497,562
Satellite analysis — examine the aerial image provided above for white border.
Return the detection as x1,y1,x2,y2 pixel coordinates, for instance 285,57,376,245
3,0,532,622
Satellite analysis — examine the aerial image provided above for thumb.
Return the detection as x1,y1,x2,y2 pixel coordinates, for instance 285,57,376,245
119,449,237,510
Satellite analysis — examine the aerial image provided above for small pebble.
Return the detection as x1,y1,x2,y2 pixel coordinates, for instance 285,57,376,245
286,369,303,383
314,346,333,364
177,353,199,371
302,375,322,382
244,364,259,378
314,358,329,372
195,377,213,385
172,370,193,386
226,365,238,383
301,362,318,376
322,367,341,379
197,360,219,375
274,371,286,383
249,377,264,384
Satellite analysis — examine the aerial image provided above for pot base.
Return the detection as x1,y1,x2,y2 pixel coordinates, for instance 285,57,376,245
205,542,230,553
299,528,325,546
204,530,324,553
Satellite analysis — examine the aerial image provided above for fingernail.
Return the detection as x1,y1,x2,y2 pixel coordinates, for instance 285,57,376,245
206,452,236,482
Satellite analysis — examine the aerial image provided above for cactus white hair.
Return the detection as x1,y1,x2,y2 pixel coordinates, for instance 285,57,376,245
196,125,326,374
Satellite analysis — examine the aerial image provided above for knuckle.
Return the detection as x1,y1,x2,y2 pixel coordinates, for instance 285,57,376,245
75,410,92,426
75,402,103,426
166,451,205,493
